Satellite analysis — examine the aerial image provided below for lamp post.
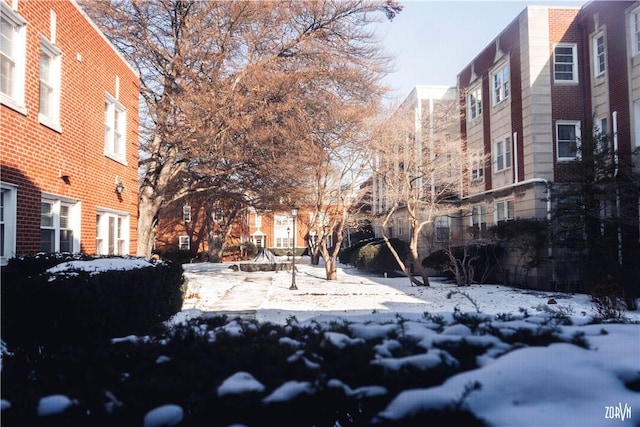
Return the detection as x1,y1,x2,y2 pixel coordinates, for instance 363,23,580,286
286,227,291,260
289,205,298,290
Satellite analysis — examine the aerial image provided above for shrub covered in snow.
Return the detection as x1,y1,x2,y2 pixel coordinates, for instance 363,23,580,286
1,254,185,346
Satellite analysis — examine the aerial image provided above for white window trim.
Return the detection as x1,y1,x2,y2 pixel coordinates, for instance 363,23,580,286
630,7,640,57
634,100,640,149
494,200,514,224
38,36,63,132
470,205,487,227
470,151,484,183
467,85,482,121
435,216,450,243
179,236,190,251
491,63,510,106
41,195,81,253
104,92,127,164
0,2,27,115
0,182,18,265
96,208,129,255
183,205,191,222
493,136,512,173
556,121,582,161
553,43,579,84
592,32,606,78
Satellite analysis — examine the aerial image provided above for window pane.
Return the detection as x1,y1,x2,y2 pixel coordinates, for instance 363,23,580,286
60,205,69,229
40,229,55,252
41,202,53,227
558,124,576,141
59,229,73,252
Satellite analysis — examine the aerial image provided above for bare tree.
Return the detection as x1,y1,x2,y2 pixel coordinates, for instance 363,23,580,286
370,92,463,286
80,0,403,257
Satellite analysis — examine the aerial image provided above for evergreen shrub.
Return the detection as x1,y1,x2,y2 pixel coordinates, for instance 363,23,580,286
1,254,185,346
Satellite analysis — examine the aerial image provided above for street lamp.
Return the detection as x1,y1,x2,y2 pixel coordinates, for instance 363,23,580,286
289,205,299,290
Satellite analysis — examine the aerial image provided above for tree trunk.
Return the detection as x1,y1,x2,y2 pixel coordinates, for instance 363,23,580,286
137,187,163,256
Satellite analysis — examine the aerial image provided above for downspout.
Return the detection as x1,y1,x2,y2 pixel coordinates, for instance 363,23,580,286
513,132,519,184
613,111,622,265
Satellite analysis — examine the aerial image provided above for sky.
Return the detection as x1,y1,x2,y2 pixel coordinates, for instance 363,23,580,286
379,0,586,103
7,256,638,426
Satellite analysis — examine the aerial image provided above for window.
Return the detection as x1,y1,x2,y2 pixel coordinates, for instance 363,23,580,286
39,38,62,130
471,205,487,235
255,215,262,228
104,94,127,163
635,101,640,149
183,205,191,222
495,200,514,223
556,121,581,161
492,64,509,105
0,3,27,112
593,34,605,77
596,117,609,154
494,137,512,172
470,151,484,183
397,218,404,236
41,198,80,253
179,236,190,251
554,44,578,83
0,184,17,265
633,9,640,55
468,86,482,120
96,211,129,255
435,217,450,243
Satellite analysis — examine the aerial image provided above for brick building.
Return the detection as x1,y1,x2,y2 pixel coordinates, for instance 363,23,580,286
456,2,639,288
1,0,140,265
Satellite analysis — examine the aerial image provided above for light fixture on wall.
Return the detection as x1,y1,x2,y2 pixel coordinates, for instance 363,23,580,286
115,177,124,194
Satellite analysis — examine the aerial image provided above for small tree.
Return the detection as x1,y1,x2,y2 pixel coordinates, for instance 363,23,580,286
550,120,639,306
370,92,463,286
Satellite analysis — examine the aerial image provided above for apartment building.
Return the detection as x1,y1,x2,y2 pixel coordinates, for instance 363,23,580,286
1,0,140,264
372,85,461,263
456,2,639,288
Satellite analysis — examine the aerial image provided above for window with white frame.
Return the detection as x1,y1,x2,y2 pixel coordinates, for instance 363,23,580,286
470,151,484,183
179,236,190,251
41,198,80,253
435,216,450,243
471,205,487,233
397,218,404,236
492,64,509,105
183,205,191,222
593,33,605,77
554,44,578,83
39,38,62,130
632,9,640,55
255,215,262,228
495,200,514,223
635,101,640,148
596,117,609,154
494,137,512,172
104,93,127,163
556,121,581,161
468,86,482,120
96,210,129,255
0,184,17,265
0,3,27,112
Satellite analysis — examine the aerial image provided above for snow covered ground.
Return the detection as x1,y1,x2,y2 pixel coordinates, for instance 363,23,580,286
175,257,640,427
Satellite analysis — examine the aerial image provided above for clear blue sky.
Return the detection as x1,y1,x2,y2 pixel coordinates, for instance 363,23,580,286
379,0,585,102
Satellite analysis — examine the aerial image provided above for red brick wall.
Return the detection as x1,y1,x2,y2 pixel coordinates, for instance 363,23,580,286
549,8,585,182
1,0,139,255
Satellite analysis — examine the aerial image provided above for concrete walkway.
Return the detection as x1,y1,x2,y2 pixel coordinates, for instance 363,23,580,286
182,267,278,320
